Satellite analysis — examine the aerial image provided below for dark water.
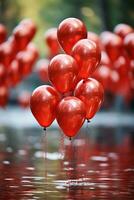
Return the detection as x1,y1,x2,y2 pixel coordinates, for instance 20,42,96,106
0,125,134,200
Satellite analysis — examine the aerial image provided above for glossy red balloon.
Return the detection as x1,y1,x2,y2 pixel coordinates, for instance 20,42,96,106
100,31,123,62
57,18,87,54
124,33,134,59
30,85,60,128
0,85,8,107
74,78,104,120
8,60,21,87
71,39,101,79
44,28,61,57
114,23,133,39
56,96,86,138
36,59,49,82
18,91,31,108
0,24,7,44
48,54,79,94
20,18,37,39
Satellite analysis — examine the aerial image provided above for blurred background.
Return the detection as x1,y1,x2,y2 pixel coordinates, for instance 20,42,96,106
0,0,134,199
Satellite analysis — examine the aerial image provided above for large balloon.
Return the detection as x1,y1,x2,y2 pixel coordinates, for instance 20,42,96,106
71,39,101,79
48,54,79,94
114,23,133,39
44,28,60,57
57,18,87,54
74,78,104,120
30,85,60,128
56,96,86,138
0,24,7,44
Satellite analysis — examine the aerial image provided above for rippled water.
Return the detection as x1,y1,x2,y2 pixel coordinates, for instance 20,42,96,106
0,125,134,200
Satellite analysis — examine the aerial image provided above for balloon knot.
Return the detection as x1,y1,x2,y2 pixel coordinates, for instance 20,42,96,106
69,137,72,141
43,127,46,131
87,119,90,123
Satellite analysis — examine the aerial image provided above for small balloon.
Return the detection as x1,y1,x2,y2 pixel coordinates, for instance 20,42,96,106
0,85,9,108
36,59,49,82
124,33,134,59
71,39,101,79
30,85,60,128
56,96,86,138
48,54,79,94
44,28,61,57
57,18,87,54
18,91,31,108
114,23,133,39
8,60,21,87
74,78,104,120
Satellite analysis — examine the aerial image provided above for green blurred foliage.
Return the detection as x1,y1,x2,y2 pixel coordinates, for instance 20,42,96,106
0,0,133,57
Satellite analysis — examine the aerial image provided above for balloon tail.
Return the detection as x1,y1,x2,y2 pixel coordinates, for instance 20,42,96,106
87,119,90,123
69,137,72,141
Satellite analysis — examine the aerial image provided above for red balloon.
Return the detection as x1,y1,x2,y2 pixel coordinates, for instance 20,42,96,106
0,85,8,108
20,18,37,39
0,24,7,44
100,31,123,62
0,64,6,85
71,39,101,79
100,51,111,66
36,59,49,82
27,42,39,60
44,28,61,57
124,33,134,59
56,96,86,138
30,85,60,128
57,18,87,54
74,78,104,120
8,60,21,87
114,23,133,39
18,91,31,108
48,54,79,94
0,41,15,68
87,31,100,47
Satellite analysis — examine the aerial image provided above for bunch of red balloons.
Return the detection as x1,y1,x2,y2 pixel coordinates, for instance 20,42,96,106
0,19,38,108
30,18,104,139
91,24,134,103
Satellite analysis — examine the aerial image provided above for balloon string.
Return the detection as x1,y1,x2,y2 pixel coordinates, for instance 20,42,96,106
41,128,47,197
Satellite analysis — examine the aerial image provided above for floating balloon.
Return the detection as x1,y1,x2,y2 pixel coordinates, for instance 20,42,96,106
44,28,60,57
18,91,30,108
8,60,21,87
27,42,39,60
56,96,86,138
0,64,6,85
74,78,104,120
57,18,87,54
87,31,100,47
48,54,79,94
0,24,7,44
71,39,101,79
36,59,49,82
30,85,60,128
0,85,8,108
124,33,134,59
114,23,133,39
100,31,123,62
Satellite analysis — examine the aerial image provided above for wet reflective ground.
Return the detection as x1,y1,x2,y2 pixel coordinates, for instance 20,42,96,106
0,124,134,200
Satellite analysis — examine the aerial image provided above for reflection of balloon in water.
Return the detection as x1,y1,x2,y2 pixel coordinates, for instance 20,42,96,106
72,39,101,79
114,23,133,39
57,18,87,54
74,78,104,120
56,96,86,138
0,24,7,44
36,59,49,82
30,85,60,128
18,91,31,108
44,28,60,57
48,54,79,94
